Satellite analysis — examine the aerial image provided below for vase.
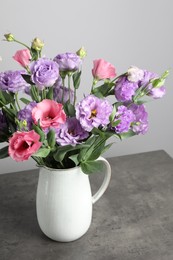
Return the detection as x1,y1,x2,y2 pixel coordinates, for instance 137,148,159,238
36,157,111,242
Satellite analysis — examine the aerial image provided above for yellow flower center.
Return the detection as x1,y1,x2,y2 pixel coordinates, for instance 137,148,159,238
90,109,97,119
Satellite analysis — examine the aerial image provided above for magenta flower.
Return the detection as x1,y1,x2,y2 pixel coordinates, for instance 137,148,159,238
8,130,42,162
76,95,112,131
56,117,89,146
32,99,66,129
30,58,59,90
92,59,116,80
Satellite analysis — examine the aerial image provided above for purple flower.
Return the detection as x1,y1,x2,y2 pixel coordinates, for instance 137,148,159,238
76,95,113,132
139,70,166,99
55,117,89,146
17,101,37,130
112,105,135,134
0,70,29,93
54,53,82,72
30,58,59,90
53,85,74,104
0,110,7,131
148,86,166,99
139,70,158,88
128,103,148,134
115,76,138,102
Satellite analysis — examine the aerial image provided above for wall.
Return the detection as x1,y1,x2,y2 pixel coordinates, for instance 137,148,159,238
0,0,172,173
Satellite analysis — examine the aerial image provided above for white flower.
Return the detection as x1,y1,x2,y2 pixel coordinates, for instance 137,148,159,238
127,66,144,82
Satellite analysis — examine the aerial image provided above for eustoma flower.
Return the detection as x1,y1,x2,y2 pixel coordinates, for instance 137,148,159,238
8,130,42,162
92,59,116,80
112,105,135,134
128,104,148,134
76,95,112,131
56,117,89,146
17,101,37,130
54,53,82,72
0,70,29,93
32,99,66,129
13,49,31,68
114,76,138,102
30,58,59,90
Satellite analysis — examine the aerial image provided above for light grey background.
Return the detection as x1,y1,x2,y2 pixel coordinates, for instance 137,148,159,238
0,0,172,173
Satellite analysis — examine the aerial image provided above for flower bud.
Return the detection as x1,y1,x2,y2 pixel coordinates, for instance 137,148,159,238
31,38,44,51
4,33,15,42
76,47,87,59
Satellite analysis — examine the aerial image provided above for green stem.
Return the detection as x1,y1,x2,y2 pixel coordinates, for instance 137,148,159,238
91,78,98,93
68,75,71,103
14,39,31,50
73,88,77,106
15,93,21,110
62,78,65,103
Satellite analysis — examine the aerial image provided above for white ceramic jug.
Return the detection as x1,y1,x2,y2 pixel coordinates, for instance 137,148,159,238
36,157,111,242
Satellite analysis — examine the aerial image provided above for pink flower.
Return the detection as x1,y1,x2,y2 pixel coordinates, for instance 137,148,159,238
92,59,116,80
32,99,66,129
13,49,31,68
8,130,42,162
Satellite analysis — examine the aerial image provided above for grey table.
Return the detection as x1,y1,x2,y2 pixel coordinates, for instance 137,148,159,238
1,150,173,260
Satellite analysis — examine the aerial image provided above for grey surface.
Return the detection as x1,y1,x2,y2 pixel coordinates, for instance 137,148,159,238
1,150,173,260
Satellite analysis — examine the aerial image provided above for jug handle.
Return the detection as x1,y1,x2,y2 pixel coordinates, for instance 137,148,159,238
92,157,111,204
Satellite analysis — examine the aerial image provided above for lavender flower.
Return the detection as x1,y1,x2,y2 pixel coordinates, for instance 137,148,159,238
115,76,138,102
53,86,74,104
54,53,82,72
112,105,135,134
17,101,37,130
76,95,113,132
0,70,29,93
30,58,59,90
139,70,166,99
148,86,166,99
55,117,89,146
128,103,148,134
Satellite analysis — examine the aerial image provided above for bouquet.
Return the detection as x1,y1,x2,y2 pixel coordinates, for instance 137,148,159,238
0,33,169,173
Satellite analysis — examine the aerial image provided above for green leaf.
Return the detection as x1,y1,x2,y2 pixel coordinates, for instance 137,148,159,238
109,105,116,122
100,142,114,155
63,101,75,117
111,119,121,127
0,146,9,159
119,130,136,140
30,85,40,102
78,135,97,162
69,154,79,166
32,124,45,142
33,147,51,158
46,87,54,99
150,70,169,88
20,97,31,105
72,71,81,89
47,129,56,148
81,160,103,174
21,74,34,85
92,82,115,97
0,91,14,105
53,143,89,162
